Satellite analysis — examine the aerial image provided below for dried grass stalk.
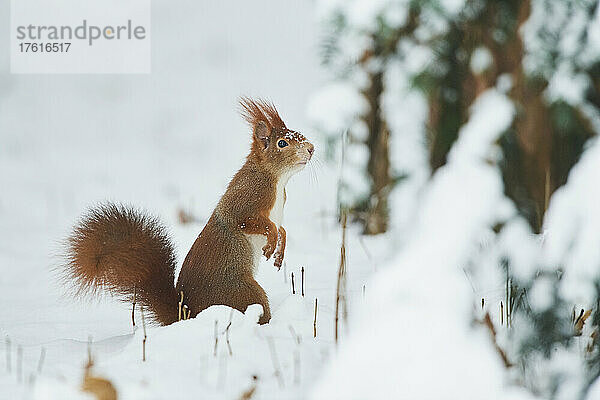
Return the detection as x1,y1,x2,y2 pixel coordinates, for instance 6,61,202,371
335,211,348,344
482,312,512,368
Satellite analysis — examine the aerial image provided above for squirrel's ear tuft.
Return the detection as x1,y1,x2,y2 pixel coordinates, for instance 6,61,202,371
239,96,287,134
240,97,271,150
254,120,270,149
240,96,267,127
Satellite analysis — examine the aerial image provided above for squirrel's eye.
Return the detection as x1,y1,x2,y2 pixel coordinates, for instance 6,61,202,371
277,140,288,148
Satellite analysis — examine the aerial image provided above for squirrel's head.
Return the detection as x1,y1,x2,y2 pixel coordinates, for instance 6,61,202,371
240,97,314,178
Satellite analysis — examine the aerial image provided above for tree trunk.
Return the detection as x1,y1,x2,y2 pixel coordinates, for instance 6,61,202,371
362,70,391,235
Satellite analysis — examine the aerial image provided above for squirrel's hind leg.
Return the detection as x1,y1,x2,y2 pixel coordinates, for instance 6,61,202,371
228,278,271,325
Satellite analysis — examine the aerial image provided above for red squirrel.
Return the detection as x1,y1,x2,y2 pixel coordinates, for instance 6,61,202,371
63,98,314,325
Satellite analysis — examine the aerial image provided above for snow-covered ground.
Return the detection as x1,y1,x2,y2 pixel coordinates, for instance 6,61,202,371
6,1,598,399
0,1,395,398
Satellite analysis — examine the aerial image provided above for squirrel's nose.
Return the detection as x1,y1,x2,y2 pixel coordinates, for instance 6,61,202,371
307,143,314,157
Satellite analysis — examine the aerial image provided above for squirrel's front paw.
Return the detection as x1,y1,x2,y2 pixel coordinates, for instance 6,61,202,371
262,243,275,260
273,251,284,270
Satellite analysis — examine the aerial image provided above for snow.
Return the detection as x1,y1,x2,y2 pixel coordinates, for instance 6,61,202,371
543,138,600,306
31,303,330,399
345,0,400,32
496,219,539,283
586,5,600,63
0,1,393,398
307,82,371,208
317,0,410,32
447,90,514,166
4,0,600,398
528,276,555,313
311,89,526,400
307,82,367,136
439,0,466,16
382,58,430,240
306,0,600,397
470,47,493,74
460,114,600,399
546,64,590,106
523,0,600,113
405,47,435,78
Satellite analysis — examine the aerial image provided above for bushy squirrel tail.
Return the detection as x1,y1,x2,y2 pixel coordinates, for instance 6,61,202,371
63,203,179,325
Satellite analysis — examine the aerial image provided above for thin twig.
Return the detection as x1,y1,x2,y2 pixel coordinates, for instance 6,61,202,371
6,336,11,373
358,235,376,272
132,285,136,328
17,345,23,383
335,210,348,344
482,313,512,368
239,384,257,400
291,272,295,295
301,267,305,297
141,306,147,362
84,338,94,378
288,326,301,345
87,336,93,366
179,291,184,321
575,308,585,326
266,336,284,388
462,267,477,293
575,309,591,335
505,268,510,328
225,310,233,356
288,326,301,385
313,298,318,339
509,283,516,329
544,167,550,213
239,376,258,400
37,347,46,374
214,320,219,357
335,130,348,213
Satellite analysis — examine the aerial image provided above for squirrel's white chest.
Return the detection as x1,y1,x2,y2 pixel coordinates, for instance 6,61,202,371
269,181,286,228
246,180,287,271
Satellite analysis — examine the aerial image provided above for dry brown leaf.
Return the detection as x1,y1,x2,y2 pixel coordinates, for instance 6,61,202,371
82,374,118,400
239,386,256,400
575,309,592,335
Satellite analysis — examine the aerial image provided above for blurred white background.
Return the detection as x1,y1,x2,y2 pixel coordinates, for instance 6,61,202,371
0,0,342,383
